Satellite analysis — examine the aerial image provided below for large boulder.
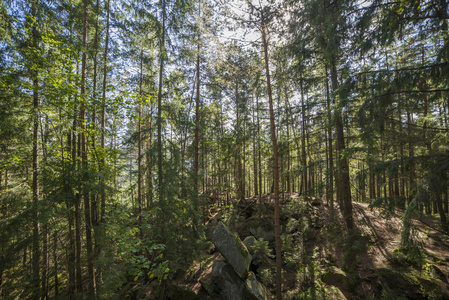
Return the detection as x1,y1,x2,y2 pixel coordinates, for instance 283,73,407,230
247,217,276,242
245,272,267,300
212,261,246,300
322,266,354,291
377,267,449,300
243,236,257,254
211,222,252,279
166,284,198,300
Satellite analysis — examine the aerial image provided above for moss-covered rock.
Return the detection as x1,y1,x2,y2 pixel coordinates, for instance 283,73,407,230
211,222,252,279
212,262,246,300
166,284,198,300
245,272,267,300
377,268,449,300
243,236,257,255
322,266,355,292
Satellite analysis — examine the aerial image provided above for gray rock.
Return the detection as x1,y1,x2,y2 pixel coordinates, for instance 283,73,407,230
212,261,227,278
243,236,257,254
211,222,252,279
247,217,280,242
249,226,275,242
212,262,246,300
166,284,198,300
199,278,216,296
245,272,267,300
322,266,353,291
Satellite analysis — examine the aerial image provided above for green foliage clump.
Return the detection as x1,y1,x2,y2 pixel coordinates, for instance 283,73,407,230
343,231,370,272
389,247,423,268
399,198,424,267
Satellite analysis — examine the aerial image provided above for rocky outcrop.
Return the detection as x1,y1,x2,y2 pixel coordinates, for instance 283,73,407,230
245,272,267,300
211,221,252,279
243,236,256,254
212,261,246,300
377,268,449,300
322,266,354,291
248,217,275,242
207,222,269,300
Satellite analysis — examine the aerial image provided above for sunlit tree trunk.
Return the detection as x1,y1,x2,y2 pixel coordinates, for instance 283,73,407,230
194,32,200,226
330,58,353,230
30,1,40,297
80,3,95,295
324,69,334,219
261,21,282,300
138,50,144,239
157,0,166,206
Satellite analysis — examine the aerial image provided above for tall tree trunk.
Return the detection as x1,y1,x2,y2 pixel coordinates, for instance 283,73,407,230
101,0,110,221
75,193,82,293
194,37,200,226
284,87,291,193
261,22,282,300
91,1,100,293
253,94,258,196
138,50,144,239
80,3,95,295
407,111,415,204
96,0,110,287
53,230,59,299
325,70,334,219
67,125,76,297
30,1,40,297
300,80,307,197
330,59,353,230
157,0,166,206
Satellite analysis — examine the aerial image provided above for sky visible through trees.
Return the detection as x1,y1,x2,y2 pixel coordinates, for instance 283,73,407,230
1,0,449,299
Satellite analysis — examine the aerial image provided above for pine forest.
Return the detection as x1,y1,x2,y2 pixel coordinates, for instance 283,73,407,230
1,0,449,299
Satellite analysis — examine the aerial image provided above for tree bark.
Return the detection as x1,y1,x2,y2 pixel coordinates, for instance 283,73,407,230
80,3,95,295
261,23,282,300
324,69,334,219
194,36,200,226
157,0,166,207
138,50,144,239
30,1,40,297
330,59,353,230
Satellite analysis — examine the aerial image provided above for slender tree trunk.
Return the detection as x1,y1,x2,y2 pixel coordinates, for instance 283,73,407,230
407,112,415,204
253,95,258,196
157,0,166,206
53,230,59,299
91,2,101,294
194,38,200,226
30,1,40,297
75,193,82,293
101,0,110,221
257,93,263,215
261,23,282,300
300,80,307,197
284,87,291,193
41,211,48,300
96,0,110,287
330,59,353,230
138,50,144,239
325,71,334,219
146,105,153,208
80,3,95,295
67,128,76,297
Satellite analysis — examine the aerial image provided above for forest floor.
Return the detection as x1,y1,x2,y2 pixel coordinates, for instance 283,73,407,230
158,193,449,299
